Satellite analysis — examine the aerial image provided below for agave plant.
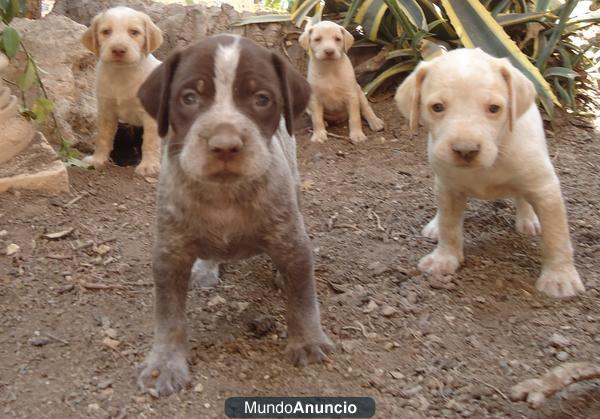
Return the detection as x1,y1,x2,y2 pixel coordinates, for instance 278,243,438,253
237,0,600,115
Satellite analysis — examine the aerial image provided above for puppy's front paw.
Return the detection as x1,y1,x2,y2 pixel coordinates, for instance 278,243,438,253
349,130,367,144
135,158,161,177
418,249,462,276
137,348,190,396
536,265,584,298
83,154,109,169
422,217,439,240
285,333,335,367
516,213,542,236
310,130,328,143
367,116,384,132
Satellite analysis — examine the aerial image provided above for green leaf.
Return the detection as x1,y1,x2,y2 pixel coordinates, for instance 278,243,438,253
384,0,427,31
290,0,321,27
536,0,578,70
233,14,292,26
355,0,389,41
343,0,363,27
2,26,20,58
495,12,556,27
441,0,560,108
543,66,578,79
363,60,416,96
31,97,54,122
16,58,36,91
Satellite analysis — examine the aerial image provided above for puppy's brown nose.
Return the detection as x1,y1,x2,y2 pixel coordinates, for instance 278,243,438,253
112,46,128,57
208,130,243,162
451,143,480,163
324,48,335,57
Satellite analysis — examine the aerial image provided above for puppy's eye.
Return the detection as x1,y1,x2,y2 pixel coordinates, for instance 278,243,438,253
181,89,200,106
129,29,140,36
254,91,271,108
101,29,112,36
314,36,322,42
431,103,445,113
488,104,501,114
334,36,342,42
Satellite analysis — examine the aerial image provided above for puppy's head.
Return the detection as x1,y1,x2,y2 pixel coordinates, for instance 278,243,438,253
82,7,163,64
395,48,536,168
137,35,311,183
299,21,354,61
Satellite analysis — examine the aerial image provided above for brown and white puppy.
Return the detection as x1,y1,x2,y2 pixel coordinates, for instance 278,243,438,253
136,35,334,396
82,6,163,176
299,21,384,144
395,48,585,298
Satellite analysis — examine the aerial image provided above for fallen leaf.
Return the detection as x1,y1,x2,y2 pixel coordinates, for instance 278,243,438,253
102,336,120,350
43,228,74,240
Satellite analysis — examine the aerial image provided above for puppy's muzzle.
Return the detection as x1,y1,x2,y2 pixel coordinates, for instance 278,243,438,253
324,48,335,58
208,124,244,162
111,45,128,59
451,143,480,164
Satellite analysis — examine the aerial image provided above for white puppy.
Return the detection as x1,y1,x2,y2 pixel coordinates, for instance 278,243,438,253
395,48,584,298
82,6,163,176
299,21,384,144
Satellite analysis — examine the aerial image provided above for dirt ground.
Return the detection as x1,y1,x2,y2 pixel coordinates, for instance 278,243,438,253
1,100,599,419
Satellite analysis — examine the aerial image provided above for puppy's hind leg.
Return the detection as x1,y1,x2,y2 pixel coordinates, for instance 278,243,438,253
358,91,384,132
190,259,220,289
526,183,584,298
267,227,334,366
138,235,196,396
515,196,541,236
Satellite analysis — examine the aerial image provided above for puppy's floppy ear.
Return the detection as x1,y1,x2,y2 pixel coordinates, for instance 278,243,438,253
272,52,311,136
340,26,354,52
82,14,101,56
395,61,429,131
299,25,312,51
143,13,163,54
497,58,536,131
138,50,181,138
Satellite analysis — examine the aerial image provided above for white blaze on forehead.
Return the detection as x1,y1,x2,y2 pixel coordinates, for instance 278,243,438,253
213,36,241,106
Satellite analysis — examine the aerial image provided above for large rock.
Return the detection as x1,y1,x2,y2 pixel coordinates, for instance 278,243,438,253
8,15,96,147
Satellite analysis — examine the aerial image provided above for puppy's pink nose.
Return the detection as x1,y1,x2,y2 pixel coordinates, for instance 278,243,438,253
324,48,335,57
112,46,128,57
451,143,480,163
208,133,243,162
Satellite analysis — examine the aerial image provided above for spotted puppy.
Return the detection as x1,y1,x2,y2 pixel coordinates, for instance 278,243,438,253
395,48,584,298
136,35,334,396
82,6,163,176
299,21,384,144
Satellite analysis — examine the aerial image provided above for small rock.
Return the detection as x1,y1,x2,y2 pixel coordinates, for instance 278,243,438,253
94,244,111,255
193,383,204,393
102,337,120,350
237,302,250,313
549,333,571,348
474,296,486,304
104,328,117,339
390,370,405,380
148,388,159,398
97,379,113,389
208,295,226,307
87,403,100,412
406,291,418,304
555,351,569,361
363,300,378,314
6,243,20,256
0,230,7,237
381,305,397,317
29,336,50,346
367,261,389,276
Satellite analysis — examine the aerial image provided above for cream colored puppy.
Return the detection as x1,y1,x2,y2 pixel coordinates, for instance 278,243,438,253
82,6,163,176
299,21,384,144
395,48,584,298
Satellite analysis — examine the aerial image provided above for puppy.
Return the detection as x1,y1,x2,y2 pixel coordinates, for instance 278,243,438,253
82,6,163,176
299,21,384,144
395,48,585,298
136,35,334,396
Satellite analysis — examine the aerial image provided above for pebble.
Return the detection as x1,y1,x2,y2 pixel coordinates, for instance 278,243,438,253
248,315,276,338
381,305,397,317
104,328,118,339
6,243,20,256
97,379,113,390
193,383,204,393
0,230,7,237
29,336,50,346
367,261,389,276
406,291,418,305
207,295,226,307
549,333,571,348
555,351,569,361
363,300,378,314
